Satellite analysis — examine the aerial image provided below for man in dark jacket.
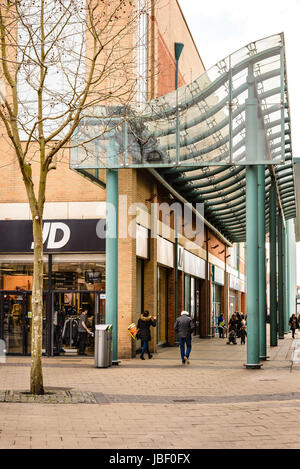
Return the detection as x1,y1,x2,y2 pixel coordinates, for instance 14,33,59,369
137,311,157,360
174,311,194,365
78,308,93,356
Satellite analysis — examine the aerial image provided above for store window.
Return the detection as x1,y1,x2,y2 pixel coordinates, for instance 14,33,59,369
184,275,191,313
0,256,105,356
184,275,200,335
228,244,238,269
229,289,236,317
157,266,168,344
212,284,222,336
137,0,149,105
136,259,144,351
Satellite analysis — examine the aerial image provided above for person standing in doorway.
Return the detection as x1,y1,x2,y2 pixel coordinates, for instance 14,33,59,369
78,308,92,356
137,310,157,360
174,311,194,365
218,313,225,338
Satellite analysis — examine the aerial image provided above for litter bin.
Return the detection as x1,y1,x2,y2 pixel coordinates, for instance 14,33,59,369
95,324,112,368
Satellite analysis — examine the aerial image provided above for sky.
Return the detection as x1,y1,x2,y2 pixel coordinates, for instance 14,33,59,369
178,0,300,285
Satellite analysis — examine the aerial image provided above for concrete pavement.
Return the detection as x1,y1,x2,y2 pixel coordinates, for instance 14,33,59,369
0,328,300,449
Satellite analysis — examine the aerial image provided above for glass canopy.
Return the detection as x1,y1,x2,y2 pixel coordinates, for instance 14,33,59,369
70,33,290,169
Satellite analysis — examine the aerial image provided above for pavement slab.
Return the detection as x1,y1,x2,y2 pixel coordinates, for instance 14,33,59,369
0,328,300,449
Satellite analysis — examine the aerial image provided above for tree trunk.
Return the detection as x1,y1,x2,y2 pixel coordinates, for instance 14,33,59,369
30,216,44,395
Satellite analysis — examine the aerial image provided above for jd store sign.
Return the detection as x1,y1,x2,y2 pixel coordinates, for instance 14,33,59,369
0,219,106,253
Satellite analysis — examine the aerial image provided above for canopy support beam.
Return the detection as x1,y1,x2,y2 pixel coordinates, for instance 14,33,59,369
245,64,262,369
269,177,278,347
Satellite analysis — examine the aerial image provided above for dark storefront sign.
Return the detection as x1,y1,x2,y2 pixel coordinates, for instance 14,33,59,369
0,219,106,253
53,272,77,289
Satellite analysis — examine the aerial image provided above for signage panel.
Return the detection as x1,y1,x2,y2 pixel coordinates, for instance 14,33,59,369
0,219,106,253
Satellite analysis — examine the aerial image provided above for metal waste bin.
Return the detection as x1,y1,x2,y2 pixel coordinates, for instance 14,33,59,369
95,324,112,368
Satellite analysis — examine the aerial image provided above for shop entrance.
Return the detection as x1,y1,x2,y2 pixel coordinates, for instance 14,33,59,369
0,290,33,355
51,290,105,356
0,290,105,356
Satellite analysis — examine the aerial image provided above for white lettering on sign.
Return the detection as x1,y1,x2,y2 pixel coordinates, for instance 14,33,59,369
31,222,71,250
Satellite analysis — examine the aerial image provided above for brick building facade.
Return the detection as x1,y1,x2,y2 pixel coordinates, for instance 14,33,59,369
0,0,246,358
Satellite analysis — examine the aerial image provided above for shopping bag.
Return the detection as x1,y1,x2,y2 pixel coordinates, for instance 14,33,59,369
128,323,139,340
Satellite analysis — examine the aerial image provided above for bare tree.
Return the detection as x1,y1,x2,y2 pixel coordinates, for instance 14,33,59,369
0,0,151,394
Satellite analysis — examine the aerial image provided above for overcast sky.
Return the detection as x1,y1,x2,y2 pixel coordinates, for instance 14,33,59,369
178,0,300,284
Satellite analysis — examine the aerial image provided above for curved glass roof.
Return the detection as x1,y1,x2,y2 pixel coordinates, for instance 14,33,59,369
70,33,297,243
71,33,291,168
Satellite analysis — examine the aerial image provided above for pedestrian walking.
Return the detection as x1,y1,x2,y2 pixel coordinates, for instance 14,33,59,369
229,312,238,330
240,319,247,345
227,313,237,344
78,308,93,356
218,313,225,338
235,312,242,339
289,314,299,339
174,310,194,365
137,310,157,360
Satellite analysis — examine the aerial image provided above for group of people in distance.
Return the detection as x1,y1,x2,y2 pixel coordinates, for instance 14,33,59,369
218,311,247,345
137,309,250,365
137,308,249,366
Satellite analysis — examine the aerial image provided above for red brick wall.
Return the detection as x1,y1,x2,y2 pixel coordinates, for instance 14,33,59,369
157,31,185,97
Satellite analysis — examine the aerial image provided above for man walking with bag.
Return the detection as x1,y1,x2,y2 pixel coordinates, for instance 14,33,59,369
174,311,194,365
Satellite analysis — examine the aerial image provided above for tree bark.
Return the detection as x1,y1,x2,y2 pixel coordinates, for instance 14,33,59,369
30,215,44,395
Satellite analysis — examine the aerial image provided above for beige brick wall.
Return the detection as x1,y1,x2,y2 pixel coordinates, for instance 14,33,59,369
118,169,137,358
0,147,106,204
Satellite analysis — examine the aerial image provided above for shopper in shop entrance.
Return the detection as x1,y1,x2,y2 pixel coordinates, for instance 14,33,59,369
137,310,157,360
78,308,93,356
218,313,225,338
174,311,194,365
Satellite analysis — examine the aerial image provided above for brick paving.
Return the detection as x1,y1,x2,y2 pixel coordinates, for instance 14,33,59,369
0,328,300,449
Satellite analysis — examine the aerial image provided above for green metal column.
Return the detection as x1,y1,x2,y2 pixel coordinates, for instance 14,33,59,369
245,64,261,368
246,165,260,367
285,221,291,332
283,224,288,334
258,165,267,359
174,42,184,335
105,168,118,362
269,179,277,346
278,214,284,339
205,226,210,336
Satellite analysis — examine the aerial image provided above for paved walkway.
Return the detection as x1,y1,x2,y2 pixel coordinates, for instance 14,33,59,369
0,329,300,449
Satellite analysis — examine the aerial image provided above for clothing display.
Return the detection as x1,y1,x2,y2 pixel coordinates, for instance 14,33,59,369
62,317,79,347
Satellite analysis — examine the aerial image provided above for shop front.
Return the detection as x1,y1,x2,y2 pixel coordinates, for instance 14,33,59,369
135,224,149,351
157,236,173,345
182,250,205,336
0,219,105,356
212,265,225,337
229,287,237,317
229,274,246,317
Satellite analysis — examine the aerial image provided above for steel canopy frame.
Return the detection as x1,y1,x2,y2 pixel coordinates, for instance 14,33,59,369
70,34,296,243
71,33,297,370
70,33,291,170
